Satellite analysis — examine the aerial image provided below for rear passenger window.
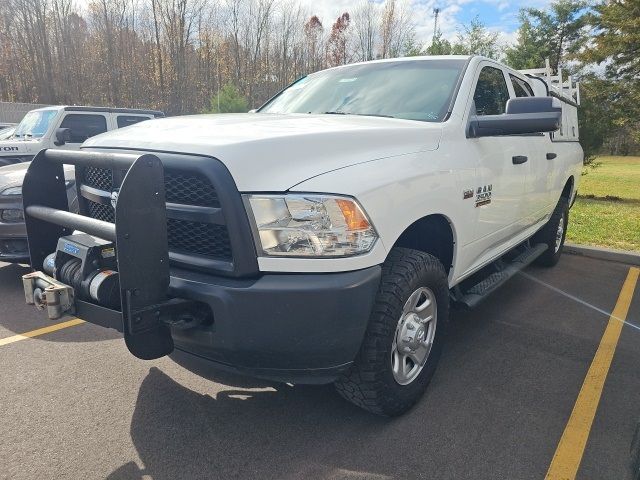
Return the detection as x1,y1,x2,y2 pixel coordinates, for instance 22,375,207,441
510,74,534,97
473,67,510,116
117,115,149,128
59,114,107,143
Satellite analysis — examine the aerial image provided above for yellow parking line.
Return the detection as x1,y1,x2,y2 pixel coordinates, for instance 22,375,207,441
546,266,640,480
0,318,85,347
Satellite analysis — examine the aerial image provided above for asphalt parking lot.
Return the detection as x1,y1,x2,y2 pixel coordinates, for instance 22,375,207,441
1,254,639,480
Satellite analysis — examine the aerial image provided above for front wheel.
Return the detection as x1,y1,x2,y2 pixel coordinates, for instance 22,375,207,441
334,248,450,416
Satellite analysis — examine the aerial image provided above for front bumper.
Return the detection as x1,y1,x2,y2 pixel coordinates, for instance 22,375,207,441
20,149,381,384
168,266,381,384
0,194,28,262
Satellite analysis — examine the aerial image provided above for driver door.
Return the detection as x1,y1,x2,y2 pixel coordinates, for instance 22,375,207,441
465,63,528,264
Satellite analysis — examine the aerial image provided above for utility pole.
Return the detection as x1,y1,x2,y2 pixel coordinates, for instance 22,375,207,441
432,7,440,45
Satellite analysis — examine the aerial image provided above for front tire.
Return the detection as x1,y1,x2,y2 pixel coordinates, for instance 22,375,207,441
335,248,449,416
533,197,569,267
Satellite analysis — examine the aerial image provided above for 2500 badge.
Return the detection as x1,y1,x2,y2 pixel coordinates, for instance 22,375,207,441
475,184,492,207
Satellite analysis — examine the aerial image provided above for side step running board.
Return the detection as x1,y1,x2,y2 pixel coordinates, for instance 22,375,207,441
453,243,548,309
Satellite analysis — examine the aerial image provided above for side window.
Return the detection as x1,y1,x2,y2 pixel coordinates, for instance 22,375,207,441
510,74,534,97
59,114,107,143
117,115,149,128
473,66,510,116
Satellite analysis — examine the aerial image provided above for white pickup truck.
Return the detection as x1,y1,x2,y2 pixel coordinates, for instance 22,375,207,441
20,55,582,416
0,105,164,166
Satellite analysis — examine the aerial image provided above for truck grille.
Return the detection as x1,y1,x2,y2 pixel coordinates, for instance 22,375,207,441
88,200,115,223
84,166,113,191
165,172,220,207
167,219,233,259
81,166,232,262
84,167,220,208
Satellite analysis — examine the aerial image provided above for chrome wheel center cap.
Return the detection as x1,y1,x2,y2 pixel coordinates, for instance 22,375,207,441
400,314,425,351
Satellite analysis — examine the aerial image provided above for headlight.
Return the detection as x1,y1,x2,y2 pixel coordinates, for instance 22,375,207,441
245,194,378,257
0,209,24,222
1,186,22,196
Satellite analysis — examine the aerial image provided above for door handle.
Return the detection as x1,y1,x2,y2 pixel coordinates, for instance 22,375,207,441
512,155,528,165
546,152,557,160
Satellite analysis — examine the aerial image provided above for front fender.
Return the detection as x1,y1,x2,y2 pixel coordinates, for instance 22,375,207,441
255,151,466,277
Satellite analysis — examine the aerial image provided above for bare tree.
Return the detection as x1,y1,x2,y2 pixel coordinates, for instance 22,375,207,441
327,12,351,66
380,0,414,59
352,0,377,61
304,15,324,72
0,0,468,114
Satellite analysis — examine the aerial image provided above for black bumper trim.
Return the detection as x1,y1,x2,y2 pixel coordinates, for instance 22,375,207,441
168,265,382,381
171,348,353,385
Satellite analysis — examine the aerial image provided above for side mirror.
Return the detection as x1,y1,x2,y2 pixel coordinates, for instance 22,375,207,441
54,128,72,146
468,97,562,138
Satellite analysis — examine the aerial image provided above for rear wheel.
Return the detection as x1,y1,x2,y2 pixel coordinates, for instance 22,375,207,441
335,248,449,416
533,197,569,267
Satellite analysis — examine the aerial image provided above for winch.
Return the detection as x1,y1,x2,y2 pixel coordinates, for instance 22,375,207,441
20,149,211,360
24,234,121,318
43,234,121,309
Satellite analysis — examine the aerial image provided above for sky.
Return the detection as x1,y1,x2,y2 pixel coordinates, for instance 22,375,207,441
73,0,555,51
298,0,553,48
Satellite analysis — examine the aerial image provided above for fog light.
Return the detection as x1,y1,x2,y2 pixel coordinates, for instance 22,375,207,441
0,209,24,223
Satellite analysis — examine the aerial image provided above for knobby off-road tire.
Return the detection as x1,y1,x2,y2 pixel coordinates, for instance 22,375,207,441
533,196,569,267
335,248,450,416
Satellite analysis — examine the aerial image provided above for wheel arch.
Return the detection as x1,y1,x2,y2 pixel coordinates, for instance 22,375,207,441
391,214,456,274
562,175,575,201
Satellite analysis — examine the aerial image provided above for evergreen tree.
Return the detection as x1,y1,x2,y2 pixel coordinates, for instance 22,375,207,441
504,0,588,71
580,0,640,79
206,84,249,114
451,17,500,59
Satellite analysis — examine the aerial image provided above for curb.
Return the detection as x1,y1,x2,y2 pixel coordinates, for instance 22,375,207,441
564,243,640,266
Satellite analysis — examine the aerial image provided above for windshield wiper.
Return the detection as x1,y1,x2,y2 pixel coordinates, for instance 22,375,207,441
322,111,395,119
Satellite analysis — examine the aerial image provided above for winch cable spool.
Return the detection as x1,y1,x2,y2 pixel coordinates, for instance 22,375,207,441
43,252,121,309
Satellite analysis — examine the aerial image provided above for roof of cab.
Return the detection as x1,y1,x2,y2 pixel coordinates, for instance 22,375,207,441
27,105,164,117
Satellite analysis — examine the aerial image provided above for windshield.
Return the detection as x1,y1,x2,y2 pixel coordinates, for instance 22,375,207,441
14,109,58,138
0,127,15,140
259,59,467,122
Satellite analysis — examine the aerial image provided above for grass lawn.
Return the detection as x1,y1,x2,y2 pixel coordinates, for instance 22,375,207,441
566,156,640,252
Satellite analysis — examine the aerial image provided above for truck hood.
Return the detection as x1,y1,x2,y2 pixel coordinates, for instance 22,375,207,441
0,161,32,189
0,161,75,190
82,113,443,191
0,138,44,156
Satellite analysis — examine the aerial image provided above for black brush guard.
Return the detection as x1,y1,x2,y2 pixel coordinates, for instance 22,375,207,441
22,149,195,360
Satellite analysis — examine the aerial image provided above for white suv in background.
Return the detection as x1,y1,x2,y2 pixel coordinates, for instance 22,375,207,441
0,106,164,166
0,106,164,261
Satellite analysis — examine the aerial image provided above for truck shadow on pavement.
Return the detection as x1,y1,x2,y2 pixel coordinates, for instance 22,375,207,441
107,366,395,480
101,258,639,480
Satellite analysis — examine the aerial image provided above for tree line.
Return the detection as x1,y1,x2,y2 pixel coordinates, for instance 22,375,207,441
0,0,416,114
0,0,638,157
